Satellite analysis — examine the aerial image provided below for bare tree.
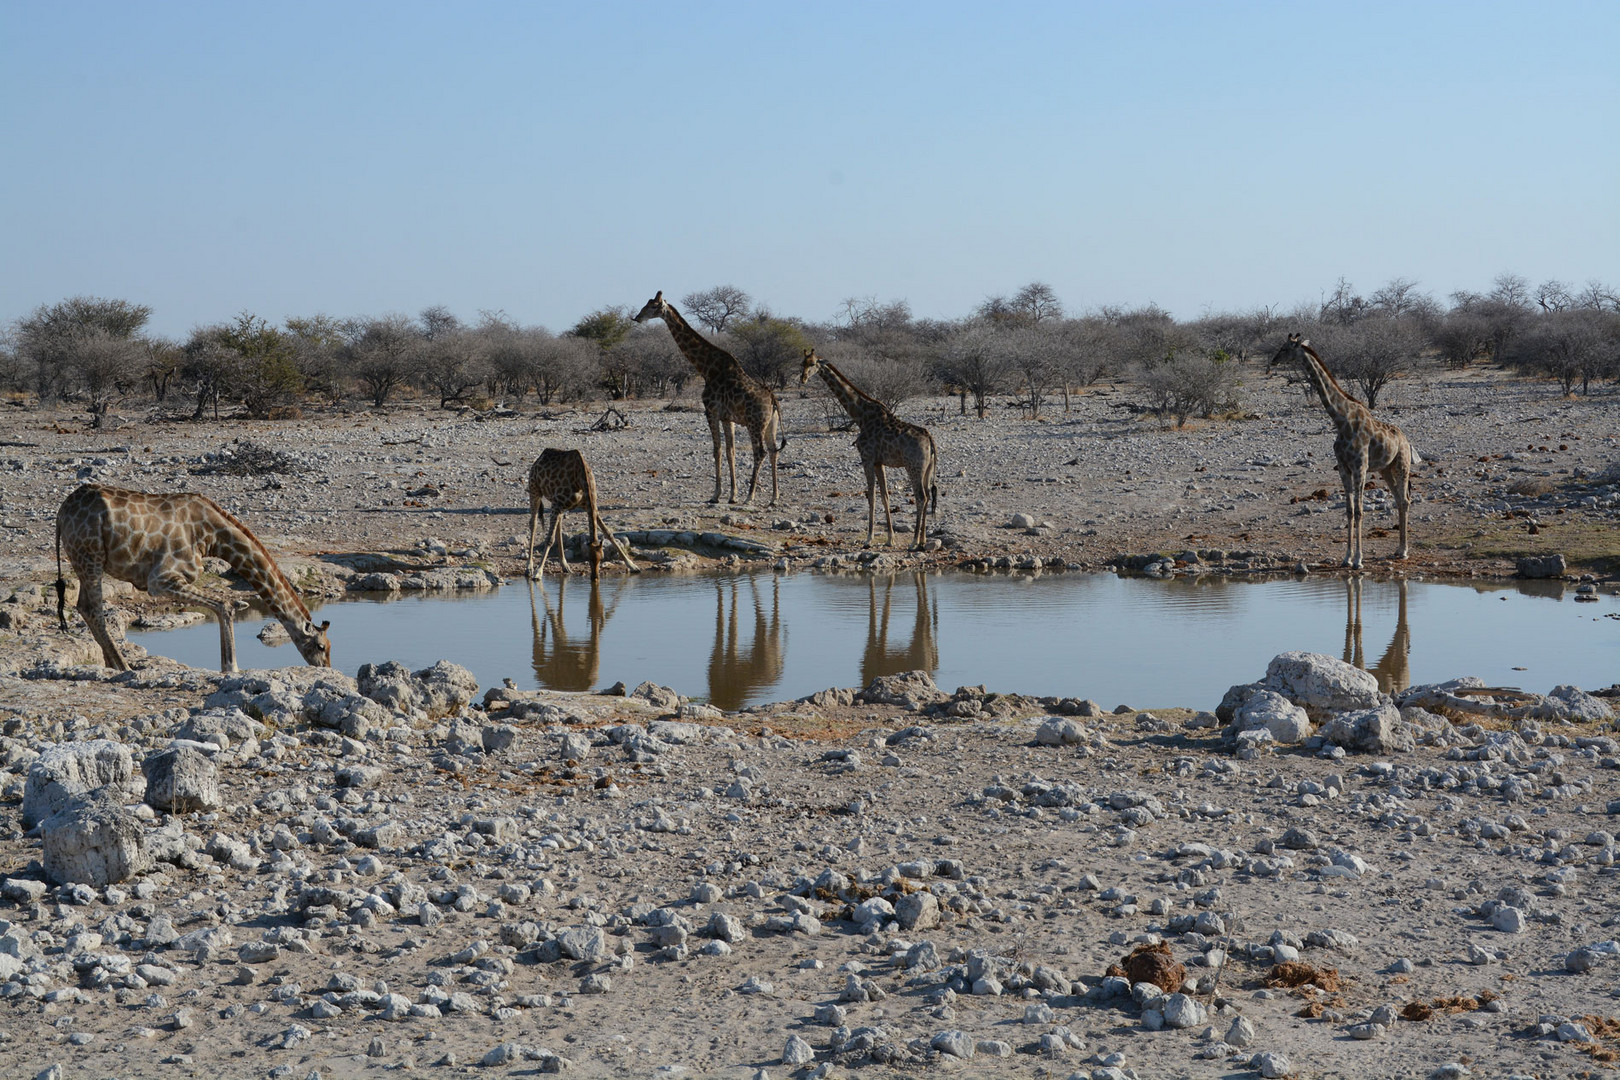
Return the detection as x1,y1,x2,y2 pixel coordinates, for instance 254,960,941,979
941,323,1013,418
1012,281,1064,324
611,324,687,398
1137,348,1241,428
1311,318,1421,408
1004,323,1064,418
1535,279,1575,314
15,296,152,403
681,286,753,333
417,327,488,408
68,330,144,426
1519,309,1617,395
347,315,419,409
284,314,350,403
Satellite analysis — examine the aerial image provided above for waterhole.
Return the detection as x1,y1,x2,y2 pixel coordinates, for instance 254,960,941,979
127,572,1618,710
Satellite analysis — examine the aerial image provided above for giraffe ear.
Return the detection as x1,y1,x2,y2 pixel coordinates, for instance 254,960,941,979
1299,338,1310,347
654,291,663,302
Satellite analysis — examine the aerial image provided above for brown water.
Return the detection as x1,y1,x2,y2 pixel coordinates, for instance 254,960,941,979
129,571,1620,710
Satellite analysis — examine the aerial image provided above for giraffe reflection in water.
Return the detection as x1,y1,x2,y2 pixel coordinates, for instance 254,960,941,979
707,575,784,711
861,572,939,688
1343,576,1411,693
528,577,619,692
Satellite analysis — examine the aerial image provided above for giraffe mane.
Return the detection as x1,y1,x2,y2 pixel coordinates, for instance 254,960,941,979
1298,341,1364,406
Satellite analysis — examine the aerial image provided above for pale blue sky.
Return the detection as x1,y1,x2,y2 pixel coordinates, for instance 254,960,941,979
3,1,1616,338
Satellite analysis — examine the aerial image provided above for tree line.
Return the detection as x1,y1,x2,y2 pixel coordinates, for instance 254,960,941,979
3,275,1617,429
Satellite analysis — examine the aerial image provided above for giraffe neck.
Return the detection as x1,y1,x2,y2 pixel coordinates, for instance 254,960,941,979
205,504,314,631
816,360,884,426
1300,346,1361,432
659,302,732,380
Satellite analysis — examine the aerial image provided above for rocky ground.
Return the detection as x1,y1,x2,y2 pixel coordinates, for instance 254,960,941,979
0,367,1618,1080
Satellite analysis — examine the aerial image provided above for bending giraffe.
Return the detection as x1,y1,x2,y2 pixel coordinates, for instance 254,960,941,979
526,448,640,581
1272,334,1417,568
800,349,939,549
633,291,785,506
54,483,331,673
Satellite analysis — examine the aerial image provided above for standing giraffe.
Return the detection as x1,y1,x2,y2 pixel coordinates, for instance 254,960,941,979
526,448,640,581
54,483,331,673
633,291,784,506
800,349,939,549
1272,334,1417,569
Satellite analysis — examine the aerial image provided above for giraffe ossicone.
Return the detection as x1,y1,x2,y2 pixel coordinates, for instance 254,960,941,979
54,483,331,674
634,290,784,507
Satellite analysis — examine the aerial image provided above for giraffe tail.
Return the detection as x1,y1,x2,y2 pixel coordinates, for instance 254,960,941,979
54,516,69,631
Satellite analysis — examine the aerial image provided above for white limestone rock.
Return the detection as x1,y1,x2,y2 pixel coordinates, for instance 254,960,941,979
41,791,149,887
1263,651,1384,713
24,740,141,828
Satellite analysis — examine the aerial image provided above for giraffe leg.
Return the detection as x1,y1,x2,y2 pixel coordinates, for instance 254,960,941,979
863,459,879,546
910,467,928,549
1387,459,1412,560
742,429,765,506
526,495,543,579
1337,465,1360,568
706,412,725,504
875,464,895,547
551,506,572,574
534,505,559,579
149,575,240,673
723,421,740,504
74,568,129,671
595,516,641,573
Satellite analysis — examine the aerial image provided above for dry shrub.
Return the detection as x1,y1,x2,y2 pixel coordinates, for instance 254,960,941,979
266,405,303,421
1107,941,1186,993
1265,961,1342,992
1508,477,1557,497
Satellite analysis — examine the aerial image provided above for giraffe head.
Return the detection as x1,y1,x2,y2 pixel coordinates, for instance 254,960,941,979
289,617,333,667
1270,332,1311,373
799,348,822,385
633,291,670,324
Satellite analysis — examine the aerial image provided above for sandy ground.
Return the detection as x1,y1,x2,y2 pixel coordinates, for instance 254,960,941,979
0,367,1618,1080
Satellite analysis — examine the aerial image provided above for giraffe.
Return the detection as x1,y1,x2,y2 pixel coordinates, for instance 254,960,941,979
633,291,785,506
800,349,939,549
53,483,331,673
1272,334,1417,569
526,448,641,581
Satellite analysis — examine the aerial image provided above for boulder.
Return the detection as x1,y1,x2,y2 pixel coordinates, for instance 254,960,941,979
1515,554,1566,579
357,660,478,719
629,682,681,712
1227,690,1312,744
857,670,948,710
1532,685,1613,724
42,791,148,886
1263,652,1383,713
24,740,140,828
141,746,221,813
1319,702,1412,754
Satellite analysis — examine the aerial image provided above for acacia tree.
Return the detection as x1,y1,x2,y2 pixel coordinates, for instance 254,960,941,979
346,315,418,408
1520,309,1617,395
15,296,152,403
417,327,488,408
185,313,303,419
729,314,811,388
940,323,1013,418
681,286,752,333
1012,281,1064,324
284,314,351,403
1311,318,1420,408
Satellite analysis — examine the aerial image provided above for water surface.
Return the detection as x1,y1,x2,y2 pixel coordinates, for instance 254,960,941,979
129,572,1619,710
